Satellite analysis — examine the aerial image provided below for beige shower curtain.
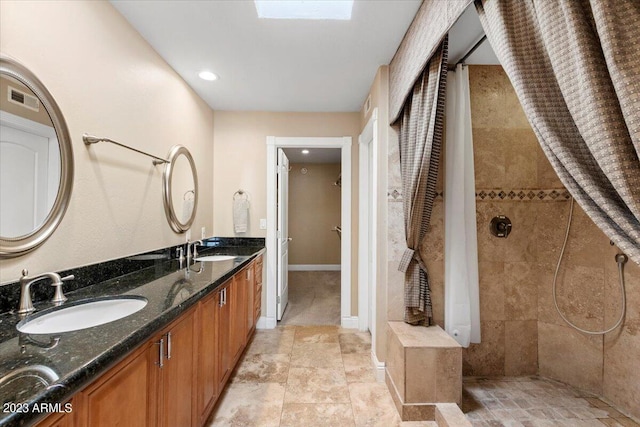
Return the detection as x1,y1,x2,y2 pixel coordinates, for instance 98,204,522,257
395,37,448,326
476,0,640,265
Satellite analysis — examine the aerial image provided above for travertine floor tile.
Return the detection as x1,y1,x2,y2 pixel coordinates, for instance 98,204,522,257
293,325,340,343
343,353,377,383
463,377,637,427
284,366,350,404
290,342,343,368
207,382,285,427
280,271,341,326
339,331,372,353
349,382,403,427
245,329,295,355
280,403,355,427
230,353,290,383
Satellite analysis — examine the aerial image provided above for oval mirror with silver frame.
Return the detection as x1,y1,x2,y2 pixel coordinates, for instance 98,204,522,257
162,145,198,233
0,54,74,258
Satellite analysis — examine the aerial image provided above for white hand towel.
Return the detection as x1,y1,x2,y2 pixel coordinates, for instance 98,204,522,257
182,198,194,224
233,198,249,233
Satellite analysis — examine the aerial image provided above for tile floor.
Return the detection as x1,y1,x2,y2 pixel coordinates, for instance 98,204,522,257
206,325,437,427
279,271,341,326
462,377,640,427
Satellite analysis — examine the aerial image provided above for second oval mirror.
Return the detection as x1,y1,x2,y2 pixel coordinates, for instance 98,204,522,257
162,145,198,233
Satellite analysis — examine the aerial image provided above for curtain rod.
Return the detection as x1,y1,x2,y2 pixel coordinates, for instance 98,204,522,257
448,35,488,71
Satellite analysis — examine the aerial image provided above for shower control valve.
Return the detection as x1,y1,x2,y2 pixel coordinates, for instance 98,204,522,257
490,215,512,238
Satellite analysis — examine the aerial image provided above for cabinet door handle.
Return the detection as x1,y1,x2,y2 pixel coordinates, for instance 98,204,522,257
166,332,172,360
156,338,164,368
223,288,227,305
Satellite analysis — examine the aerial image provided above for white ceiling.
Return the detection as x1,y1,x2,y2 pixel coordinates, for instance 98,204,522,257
110,0,422,113
283,147,341,164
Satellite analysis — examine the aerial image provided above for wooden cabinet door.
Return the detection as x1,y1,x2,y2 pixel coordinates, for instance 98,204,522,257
159,308,196,427
78,342,157,427
35,401,74,427
229,271,247,364
217,281,231,391
246,263,256,340
254,256,263,324
196,291,219,424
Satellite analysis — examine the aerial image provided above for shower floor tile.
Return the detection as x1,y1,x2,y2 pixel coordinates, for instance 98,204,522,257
462,377,639,427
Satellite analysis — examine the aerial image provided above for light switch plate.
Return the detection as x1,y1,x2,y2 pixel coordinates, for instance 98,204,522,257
260,218,267,229
186,229,191,241
201,227,206,239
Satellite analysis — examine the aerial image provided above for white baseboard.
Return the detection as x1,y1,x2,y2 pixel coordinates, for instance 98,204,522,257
288,264,341,271
341,316,359,329
256,316,277,329
371,351,386,383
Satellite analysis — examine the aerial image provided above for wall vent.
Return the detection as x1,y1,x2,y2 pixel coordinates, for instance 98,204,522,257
8,85,40,112
364,94,371,116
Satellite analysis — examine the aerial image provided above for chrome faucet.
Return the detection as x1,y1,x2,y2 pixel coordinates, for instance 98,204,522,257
187,240,203,263
18,269,74,315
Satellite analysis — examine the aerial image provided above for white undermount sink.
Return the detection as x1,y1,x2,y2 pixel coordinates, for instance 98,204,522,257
195,255,236,262
17,296,147,335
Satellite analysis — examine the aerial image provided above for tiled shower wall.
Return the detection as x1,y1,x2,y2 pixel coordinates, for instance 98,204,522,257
467,66,640,420
387,65,639,419
462,65,555,378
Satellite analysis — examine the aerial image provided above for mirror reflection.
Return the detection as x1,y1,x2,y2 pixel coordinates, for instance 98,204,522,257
0,75,60,238
162,145,198,233
172,153,195,225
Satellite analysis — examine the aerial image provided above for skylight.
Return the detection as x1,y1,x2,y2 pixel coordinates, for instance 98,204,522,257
254,0,354,20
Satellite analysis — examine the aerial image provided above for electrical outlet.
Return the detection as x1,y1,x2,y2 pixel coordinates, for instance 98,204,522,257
186,229,191,241
260,218,267,230
201,227,206,239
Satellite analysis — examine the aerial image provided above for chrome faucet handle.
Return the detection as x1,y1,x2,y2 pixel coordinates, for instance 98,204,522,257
51,275,73,305
191,240,203,259
19,269,35,315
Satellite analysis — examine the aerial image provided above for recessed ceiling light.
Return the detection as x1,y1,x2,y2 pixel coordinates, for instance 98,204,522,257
301,149,310,154
198,71,219,81
254,0,354,20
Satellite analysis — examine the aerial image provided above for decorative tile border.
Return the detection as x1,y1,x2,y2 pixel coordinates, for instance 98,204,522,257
388,188,570,202
388,189,402,201
474,188,570,201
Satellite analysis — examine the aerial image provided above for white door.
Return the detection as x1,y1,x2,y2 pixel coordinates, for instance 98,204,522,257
0,120,55,237
276,148,290,320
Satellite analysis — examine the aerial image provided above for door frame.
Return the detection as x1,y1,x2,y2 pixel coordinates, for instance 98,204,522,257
358,109,378,340
276,148,290,320
263,136,352,329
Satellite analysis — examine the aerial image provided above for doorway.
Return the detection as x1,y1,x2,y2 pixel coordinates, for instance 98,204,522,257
281,147,342,325
263,136,353,329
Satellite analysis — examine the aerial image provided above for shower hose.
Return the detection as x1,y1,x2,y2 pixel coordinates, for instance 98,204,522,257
553,197,627,335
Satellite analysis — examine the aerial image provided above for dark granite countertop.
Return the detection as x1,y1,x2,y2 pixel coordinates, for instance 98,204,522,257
0,241,264,427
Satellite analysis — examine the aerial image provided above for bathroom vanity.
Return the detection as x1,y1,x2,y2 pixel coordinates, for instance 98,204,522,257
0,239,264,427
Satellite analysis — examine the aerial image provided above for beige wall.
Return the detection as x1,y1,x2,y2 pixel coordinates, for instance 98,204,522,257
288,162,341,265
212,111,360,313
0,1,214,284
